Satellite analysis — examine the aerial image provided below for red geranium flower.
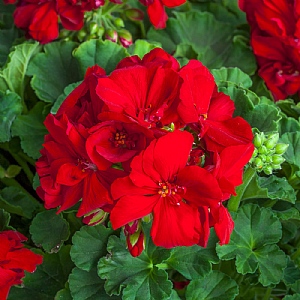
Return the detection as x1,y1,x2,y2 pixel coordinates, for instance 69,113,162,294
178,60,253,152
139,0,186,29
240,0,300,100
0,230,43,300
110,130,224,248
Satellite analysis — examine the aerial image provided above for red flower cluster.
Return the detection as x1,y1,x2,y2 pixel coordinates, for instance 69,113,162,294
4,0,103,44
139,0,186,29
36,48,254,256
240,0,300,100
0,230,43,300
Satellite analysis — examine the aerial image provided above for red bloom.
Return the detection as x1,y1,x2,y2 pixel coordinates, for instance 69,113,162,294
6,0,97,43
96,63,182,134
178,60,253,152
0,230,43,300
36,114,123,217
110,130,223,248
139,0,186,29
240,0,300,100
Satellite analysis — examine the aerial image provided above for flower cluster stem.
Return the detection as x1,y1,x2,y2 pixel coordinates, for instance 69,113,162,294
227,166,256,212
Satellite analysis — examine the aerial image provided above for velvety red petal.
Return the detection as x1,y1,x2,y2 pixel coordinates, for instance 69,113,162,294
153,130,194,182
57,182,83,213
177,166,222,206
147,0,168,29
57,0,84,30
6,248,43,272
151,197,200,248
56,163,86,186
110,194,159,229
162,0,185,8
179,60,215,123
0,268,19,299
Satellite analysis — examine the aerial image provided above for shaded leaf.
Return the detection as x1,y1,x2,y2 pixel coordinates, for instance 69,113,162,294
0,208,11,230
70,224,114,271
30,210,70,253
217,204,286,286
73,39,128,76
8,246,74,300
0,42,40,99
185,271,239,300
27,41,80,103
281,132,300,168
0,186,41,219
11,102,48,159
0,90,22,142
69,267,121,300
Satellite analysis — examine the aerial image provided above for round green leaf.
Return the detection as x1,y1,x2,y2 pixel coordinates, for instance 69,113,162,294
73,39,128,76
217,204,286,286
281,132,300,168
30,210,70,253
185,271,239,300
70,224,114,271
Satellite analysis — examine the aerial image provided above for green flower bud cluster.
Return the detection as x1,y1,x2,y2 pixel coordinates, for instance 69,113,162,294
250,132,289,175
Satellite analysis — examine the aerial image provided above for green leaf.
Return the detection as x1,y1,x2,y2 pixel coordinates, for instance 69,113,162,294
283,295,300,300
281,132,300,168
98,224,172,299
279,116,300,135
0,186,41,219
27,41,80,103
0,208,11,230
70,224,114,271
147,11,256,74
129,39,161,58
51,82,81,114
0,90,23,142
11,102,48,159
243,103,281,132
0,26,20,67
284,258,300,285
55,287,73,300
217,204,286,286
30,210,70,253
73,39,128,76
0,42,40,100
185,271,239,300
257,175,297,203
8,246,74,300
164,230,219,280
212,67,252,89
69,267,121,300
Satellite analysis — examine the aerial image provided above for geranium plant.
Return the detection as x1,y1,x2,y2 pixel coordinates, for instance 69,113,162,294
1,0,300,299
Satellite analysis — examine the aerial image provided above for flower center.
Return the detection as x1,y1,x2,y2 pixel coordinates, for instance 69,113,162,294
158,181,186,206
113,129,136,149
78,159,97,172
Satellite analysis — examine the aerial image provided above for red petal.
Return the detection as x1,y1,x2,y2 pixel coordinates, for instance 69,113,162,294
110,194,159,229
153,130,194,182
147,0,168,29
151,197,200,248
56,163,86,186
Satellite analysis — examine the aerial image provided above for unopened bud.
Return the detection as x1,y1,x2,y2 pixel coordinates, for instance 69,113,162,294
264,133,279,149
89,22,98,34
105,29,118,43
82,209,108,226
126,231,145,257
263,165,273,175
118,29,132,48
114,18,125,28
253,157,263,169
253,133,264,148
125,8,145,21
275,143,289,155
272,154,285,165
258,145,268,154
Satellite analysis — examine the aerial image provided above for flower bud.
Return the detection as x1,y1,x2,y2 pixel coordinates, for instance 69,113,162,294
274,143,289,155
271,154,285,165
82,209,108,226
264,133,279,149
77,28,87,42
89,22,98,35
258,145,268,154
263,165,273,175
105,29,118,43
114,18,125,28
126,231,145,257
125,8,145,21
253,157,263,169
118,29,132,48
253,133,264,148
97,27,105,38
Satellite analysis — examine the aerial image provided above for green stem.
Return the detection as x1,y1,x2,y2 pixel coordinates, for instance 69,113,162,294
227,166,256,212
155,263,169,270
18,152,36,166
10,152,34,183
0,177,36,200
139,21,146,39
262,287,272,300
291,247,300,260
